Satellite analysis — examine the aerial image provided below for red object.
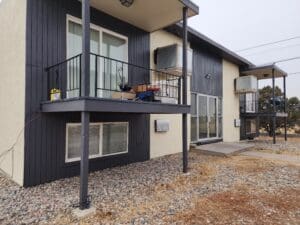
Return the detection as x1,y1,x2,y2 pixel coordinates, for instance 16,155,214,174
147,85,160,92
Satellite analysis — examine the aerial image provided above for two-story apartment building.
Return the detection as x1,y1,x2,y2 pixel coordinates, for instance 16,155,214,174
0,0,288,209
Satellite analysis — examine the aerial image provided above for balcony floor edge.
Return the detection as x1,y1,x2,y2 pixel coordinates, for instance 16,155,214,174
41,97,190,114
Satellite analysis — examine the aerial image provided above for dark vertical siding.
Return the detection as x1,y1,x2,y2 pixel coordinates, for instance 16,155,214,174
24,0,150,187
191,45,223,96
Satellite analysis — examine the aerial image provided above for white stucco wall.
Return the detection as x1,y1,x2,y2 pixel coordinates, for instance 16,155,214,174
222,59,240,142
150,30,191,158
0,0,27,185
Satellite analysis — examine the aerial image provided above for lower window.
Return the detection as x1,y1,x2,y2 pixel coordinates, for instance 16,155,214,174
66,122,128,162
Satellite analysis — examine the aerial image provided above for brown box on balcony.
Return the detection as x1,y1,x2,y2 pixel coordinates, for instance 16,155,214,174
112,92,136,100
132,84,147,93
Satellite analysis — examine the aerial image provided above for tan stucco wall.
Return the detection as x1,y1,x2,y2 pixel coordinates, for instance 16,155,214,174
0,0,27,185
149,30,191,158
222,59,240,142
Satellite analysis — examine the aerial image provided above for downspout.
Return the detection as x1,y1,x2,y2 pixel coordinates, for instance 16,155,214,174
80,0,91,210
182,7,188,173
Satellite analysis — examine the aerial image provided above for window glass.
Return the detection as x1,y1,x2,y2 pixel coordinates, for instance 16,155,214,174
67,20,100,98
218,97,223,138
67,124,100,161
102,32,127,61
102,123,128,155
66,122,128,162
209,97,217,138
198,95,208,139
191,117,198,142
100,32,128,98
191,93,197,116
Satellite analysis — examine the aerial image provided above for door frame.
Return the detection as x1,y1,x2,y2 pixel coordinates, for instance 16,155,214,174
66,14,129,98
191,92,222,143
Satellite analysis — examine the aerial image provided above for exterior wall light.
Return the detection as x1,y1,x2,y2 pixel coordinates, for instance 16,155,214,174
205,73,212,79
120,0,134,7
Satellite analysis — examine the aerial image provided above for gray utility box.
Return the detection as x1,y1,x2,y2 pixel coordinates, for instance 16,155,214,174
235,75,258,94
155,120,170,132
156,44,193,76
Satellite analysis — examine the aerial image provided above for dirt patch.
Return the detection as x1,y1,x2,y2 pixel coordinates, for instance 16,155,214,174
253,136,300,156
257,148,300,156
167,186,300,225
227,157,278,173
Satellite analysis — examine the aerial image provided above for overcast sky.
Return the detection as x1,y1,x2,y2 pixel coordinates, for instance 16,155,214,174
188,0,300,98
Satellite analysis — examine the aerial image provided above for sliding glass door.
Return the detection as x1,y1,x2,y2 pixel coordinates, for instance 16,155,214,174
66,16,128,99
208,97,217,138
67,19,100,98
100,31,128,98
191,93,222,142
198,95,208,139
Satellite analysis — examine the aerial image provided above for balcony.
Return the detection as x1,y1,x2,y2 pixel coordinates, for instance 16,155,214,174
240,98,287,117
41,53,189,114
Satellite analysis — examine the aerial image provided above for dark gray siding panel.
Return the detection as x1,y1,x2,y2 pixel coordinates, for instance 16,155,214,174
24,0,150,187
191,45,223,96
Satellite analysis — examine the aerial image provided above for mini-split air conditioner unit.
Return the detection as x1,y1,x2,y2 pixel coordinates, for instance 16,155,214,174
155,44,193,76
235,75,258,94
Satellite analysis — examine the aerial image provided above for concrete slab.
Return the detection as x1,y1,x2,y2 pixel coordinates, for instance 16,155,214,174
193,142,254,157
72,206,96,219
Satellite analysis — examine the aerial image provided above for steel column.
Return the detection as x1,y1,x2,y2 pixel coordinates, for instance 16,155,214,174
80,0,91,210
81,0,90,97
272,68,276,144
182,7,188,173
80,112,90,209
283,75,287,141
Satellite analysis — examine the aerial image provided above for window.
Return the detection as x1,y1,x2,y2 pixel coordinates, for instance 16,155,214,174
66,122,128,162
245,93,256,112
66,15,128,98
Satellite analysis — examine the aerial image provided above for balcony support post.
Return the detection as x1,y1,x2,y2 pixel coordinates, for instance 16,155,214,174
272,68,276,144
283,75,287,141
79,0,91,210
182,7,188,173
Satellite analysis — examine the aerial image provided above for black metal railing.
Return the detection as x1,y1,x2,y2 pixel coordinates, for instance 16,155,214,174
240,99,286,114
45,53,182,104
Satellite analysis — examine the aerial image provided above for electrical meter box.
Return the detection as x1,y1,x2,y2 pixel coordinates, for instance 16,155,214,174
155,120,170,132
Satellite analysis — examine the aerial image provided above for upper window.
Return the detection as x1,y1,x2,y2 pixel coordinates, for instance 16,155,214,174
66,122,129,162
66,15,128,98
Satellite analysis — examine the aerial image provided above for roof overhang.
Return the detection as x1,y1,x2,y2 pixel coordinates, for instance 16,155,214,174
241,64,288,80
88,0,199,32
165,24,253,67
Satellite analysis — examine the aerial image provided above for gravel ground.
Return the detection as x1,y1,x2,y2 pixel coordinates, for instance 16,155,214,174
250,136,300,155
0,151,299,225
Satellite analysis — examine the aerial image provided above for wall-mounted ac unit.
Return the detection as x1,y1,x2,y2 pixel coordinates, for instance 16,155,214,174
155,44,193,76
235,75,258,94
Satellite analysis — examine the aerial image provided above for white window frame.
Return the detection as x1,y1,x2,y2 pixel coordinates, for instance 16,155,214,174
65,122,129,163
191,92,222,143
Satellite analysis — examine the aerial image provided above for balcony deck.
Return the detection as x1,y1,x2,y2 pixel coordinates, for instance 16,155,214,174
240,111,288,118
240,98,287,118
41,97,190,114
